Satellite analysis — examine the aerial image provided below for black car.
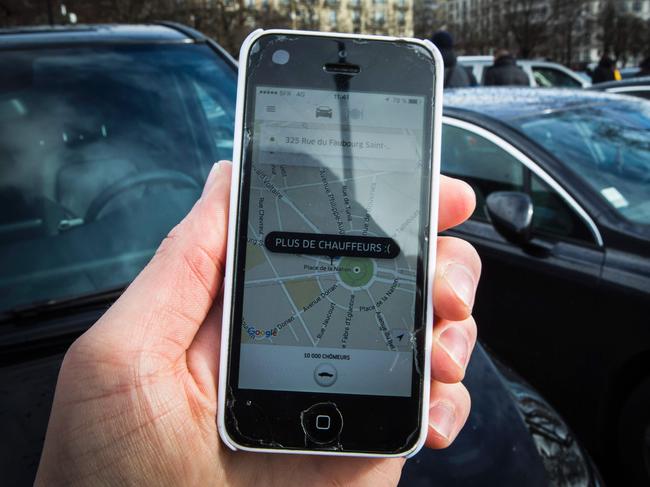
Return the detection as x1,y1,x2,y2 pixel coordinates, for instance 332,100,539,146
0,24,601,486
590,76,650,100
442,87,650,485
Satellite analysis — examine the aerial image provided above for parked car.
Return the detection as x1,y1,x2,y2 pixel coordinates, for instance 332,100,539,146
315,105,334,118
590,76,650,99
0,24,601,486
618,66,640,79
442,87,650,486
575,71,593,85
458,55,590,88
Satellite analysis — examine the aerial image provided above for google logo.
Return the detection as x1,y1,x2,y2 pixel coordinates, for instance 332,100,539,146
245,326,278,339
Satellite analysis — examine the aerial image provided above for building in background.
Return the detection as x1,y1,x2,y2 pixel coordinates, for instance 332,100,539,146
3,0,647,65
0,0,413,55
257,0,414,36
412,0,446,38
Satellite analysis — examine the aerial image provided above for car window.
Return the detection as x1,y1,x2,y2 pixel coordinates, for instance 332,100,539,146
473,64,485,83
193,82,235,152
461,63,480,82
513,102,650,227
0,44,236,314
532,67,581,88
441,124,524,221
530,174,593,242
442,122,594,243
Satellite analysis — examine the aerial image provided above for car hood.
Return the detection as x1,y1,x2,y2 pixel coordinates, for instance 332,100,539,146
1,315,549,486
0,308,550,487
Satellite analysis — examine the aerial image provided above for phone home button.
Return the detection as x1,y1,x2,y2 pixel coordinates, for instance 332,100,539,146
301,403,343,445
316,415,331,430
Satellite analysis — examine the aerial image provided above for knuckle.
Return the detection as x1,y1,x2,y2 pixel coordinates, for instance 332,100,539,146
152,217,224,301
442,237,482,276
61,334,113,383
456,237,480,263
155,221,184,258
452,177,477,215
65,334,109,366
61,335,88,369
181,242,223,300
463,315,478,344
457,382,472,417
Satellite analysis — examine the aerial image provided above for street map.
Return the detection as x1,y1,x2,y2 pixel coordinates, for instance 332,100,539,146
237,86,427,396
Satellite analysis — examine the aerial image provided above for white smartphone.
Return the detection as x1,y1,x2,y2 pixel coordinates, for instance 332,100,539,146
218,29,443,457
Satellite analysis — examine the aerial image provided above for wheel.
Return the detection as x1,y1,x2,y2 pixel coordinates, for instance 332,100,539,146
85,170,199,222
617,376,650,485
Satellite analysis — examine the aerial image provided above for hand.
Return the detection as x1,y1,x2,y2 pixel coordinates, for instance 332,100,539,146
36,161,481,487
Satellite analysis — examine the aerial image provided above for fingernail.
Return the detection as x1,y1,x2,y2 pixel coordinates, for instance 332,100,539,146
439,326,469,370
202,161,225,196
444,263,476,311
429,401,456,440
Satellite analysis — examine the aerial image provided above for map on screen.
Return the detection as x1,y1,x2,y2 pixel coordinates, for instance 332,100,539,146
238,86,427,397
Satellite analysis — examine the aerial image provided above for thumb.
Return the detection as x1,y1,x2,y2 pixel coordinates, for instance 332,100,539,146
89,161,232,357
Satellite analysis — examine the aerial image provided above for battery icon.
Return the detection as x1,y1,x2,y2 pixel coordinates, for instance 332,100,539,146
408,98,418,104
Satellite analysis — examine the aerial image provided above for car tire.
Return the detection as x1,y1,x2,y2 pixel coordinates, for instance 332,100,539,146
617,376,650,485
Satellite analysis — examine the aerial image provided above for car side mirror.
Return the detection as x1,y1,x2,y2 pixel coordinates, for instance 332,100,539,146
486,191,533,245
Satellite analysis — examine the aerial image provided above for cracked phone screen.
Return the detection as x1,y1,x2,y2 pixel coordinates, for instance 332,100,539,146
227,34,435,453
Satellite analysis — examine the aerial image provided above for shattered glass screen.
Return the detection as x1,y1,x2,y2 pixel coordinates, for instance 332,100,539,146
238,86,426,397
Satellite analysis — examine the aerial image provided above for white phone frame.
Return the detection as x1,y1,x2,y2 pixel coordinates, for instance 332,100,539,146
217,28,444,458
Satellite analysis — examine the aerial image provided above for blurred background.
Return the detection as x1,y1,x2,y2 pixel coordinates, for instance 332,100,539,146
1,2,649,487
1,0,649,69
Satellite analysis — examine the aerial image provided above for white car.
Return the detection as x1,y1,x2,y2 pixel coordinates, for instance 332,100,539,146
458,55,590,88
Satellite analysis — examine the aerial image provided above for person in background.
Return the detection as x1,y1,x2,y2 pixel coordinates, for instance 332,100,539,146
431,31,471,88
591,55,621,83
483,50,530,86
637,57,650,77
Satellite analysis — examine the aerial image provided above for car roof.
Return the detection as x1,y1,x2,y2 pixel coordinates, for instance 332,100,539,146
443,86,637,121
0,24,194,48
590,76,650,90
458,56,562,67
457,55,493,62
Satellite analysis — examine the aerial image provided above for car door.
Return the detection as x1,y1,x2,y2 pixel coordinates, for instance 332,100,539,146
440,116,606,423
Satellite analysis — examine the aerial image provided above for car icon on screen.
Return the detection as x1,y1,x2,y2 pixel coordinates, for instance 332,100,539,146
315,106,333,118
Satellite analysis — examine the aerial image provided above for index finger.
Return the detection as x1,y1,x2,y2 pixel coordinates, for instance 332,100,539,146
89,162,232,355
438,175,476,232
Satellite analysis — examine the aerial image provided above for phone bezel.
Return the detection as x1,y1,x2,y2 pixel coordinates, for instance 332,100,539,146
218,29,444,458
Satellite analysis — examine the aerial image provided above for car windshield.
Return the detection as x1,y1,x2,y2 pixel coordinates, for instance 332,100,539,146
510,100,650,226
0,43,236,314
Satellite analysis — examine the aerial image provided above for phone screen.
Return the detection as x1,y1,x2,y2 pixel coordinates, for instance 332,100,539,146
237,85,427,398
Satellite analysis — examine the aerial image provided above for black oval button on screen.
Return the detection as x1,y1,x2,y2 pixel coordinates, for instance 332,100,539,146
300,402,343,445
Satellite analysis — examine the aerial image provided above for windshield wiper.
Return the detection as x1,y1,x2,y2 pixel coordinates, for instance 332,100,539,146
0,287,125,326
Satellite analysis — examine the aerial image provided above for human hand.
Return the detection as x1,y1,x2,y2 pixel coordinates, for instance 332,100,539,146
35,161,481,487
